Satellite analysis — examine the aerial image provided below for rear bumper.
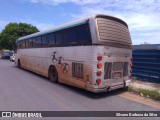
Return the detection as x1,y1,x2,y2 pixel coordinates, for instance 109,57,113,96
85,84,124,93
85,79,131,93
86,85,108,93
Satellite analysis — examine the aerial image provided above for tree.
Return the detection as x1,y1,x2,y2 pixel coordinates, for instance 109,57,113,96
0,23,39,50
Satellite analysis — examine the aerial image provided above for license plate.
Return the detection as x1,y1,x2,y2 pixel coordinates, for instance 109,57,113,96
113,72,121,79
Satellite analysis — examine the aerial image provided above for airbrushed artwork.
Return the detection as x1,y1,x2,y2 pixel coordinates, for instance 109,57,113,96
52,52,70,74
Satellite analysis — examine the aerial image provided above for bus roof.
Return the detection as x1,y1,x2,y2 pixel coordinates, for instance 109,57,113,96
17,14,128,42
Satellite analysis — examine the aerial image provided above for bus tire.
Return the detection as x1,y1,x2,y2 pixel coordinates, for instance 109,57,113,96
49,66,58,83
18,59,21,68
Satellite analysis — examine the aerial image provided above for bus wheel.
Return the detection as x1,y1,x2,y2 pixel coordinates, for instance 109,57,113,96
49,66,58,83
18,60,21,68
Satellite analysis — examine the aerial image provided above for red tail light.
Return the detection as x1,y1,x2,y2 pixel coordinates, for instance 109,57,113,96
97,56,102,61
97,71,102,76
96,79,101,85
129,75,132,79
130,63,132,67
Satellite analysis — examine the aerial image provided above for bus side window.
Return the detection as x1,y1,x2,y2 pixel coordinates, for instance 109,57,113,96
26,39,29,48
22,40,26,48
63,28,77,45
36,36,42,47
48,33,55,46
17,42,19,49
76,23,91,44
19,41,22,49
42,34,49,47
29,39,33,48
32,37,37,48
55,31,63,45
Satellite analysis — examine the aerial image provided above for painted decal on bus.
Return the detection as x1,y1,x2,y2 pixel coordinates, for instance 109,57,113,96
51,52,70,74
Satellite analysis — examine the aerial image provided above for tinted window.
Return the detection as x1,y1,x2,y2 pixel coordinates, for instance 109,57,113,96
42,34,49,47
3,52,13,56
8,52,13,56
48,33,55,46
28,39,33,48
76,23,91,44
32,37,37,47
25,39,29,48
19,41,23,48
17,42,20,49
22,40,26,48
36,36,42,47
55,31,63,45
63,28,77,44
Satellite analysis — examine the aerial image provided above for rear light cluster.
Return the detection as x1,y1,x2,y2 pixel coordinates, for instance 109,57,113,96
96,56,103,85
97,63,102,69
97,71,102,76
129,75,132,79
97,56,102,61
130,63,132,73
96,79,101,85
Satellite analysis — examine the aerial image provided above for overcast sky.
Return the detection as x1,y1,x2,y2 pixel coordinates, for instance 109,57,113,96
0,0,160,45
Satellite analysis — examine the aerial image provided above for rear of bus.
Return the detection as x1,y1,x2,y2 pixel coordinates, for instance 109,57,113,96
86,15,132,93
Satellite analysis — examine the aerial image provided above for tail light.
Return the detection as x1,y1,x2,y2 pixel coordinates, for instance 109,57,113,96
97,71,102,76
130,63,132,67
97,63,102,69
129,75,132,79
96,79,101,85
97,56,102,61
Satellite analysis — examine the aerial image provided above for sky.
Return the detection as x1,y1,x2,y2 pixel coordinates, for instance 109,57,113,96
0,0,160,45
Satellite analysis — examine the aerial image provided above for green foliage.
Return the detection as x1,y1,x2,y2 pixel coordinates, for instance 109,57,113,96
138,89,160,101
0,23,39,50
128,86,160,101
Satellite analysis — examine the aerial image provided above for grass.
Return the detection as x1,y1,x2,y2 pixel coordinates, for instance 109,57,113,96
128,86,160,101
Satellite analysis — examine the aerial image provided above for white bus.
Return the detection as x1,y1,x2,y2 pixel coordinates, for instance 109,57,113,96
15,14,132,93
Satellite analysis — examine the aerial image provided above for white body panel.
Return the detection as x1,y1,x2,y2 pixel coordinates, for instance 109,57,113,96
15,14,132,93
15,45,132,92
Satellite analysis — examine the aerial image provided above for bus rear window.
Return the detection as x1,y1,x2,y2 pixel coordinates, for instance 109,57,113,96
96,16,132,48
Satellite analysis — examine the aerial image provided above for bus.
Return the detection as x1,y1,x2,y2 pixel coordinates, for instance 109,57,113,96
15,14,132,93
